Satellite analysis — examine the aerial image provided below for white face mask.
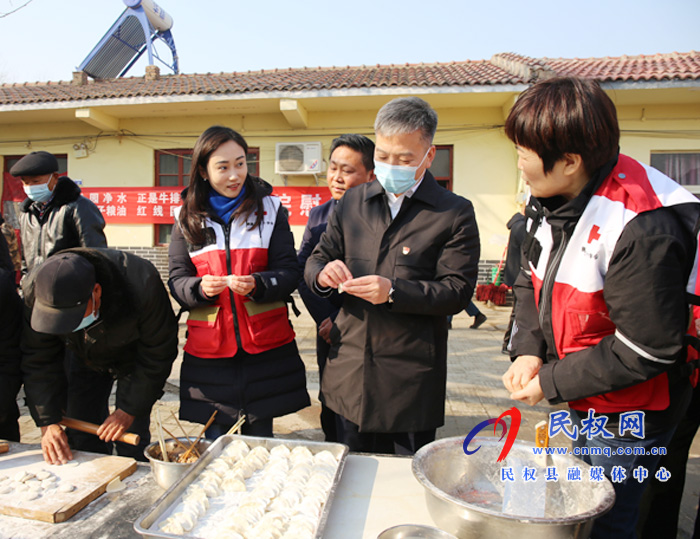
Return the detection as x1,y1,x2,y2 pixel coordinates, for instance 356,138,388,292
373,148,430,194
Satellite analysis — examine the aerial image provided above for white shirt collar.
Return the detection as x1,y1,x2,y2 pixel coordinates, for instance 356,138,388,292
385,176,424,220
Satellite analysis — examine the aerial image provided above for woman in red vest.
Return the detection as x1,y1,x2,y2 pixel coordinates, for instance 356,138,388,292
168,126,309,438
501,78,700,538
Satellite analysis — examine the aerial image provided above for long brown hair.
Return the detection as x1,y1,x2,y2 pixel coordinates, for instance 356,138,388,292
178,126,264,245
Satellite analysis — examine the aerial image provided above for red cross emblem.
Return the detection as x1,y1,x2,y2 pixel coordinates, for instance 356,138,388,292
587,225,601,244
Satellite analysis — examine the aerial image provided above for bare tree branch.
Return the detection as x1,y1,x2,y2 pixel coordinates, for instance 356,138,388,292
0,0,34,18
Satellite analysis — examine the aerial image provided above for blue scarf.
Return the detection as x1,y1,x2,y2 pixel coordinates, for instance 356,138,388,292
208,184,248,224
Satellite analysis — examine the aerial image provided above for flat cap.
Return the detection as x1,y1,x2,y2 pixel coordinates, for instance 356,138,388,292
10,151,58,177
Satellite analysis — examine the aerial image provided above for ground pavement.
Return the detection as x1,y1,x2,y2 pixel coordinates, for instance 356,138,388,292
16,299,700,537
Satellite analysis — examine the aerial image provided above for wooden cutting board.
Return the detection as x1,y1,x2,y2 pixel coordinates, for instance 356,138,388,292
0,447,136,523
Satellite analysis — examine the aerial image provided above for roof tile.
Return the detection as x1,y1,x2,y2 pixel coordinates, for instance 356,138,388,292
0,52,698,106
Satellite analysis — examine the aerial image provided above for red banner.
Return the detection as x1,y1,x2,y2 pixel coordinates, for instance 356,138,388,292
81,187,182,224
80,186,331,226
274,186,331,225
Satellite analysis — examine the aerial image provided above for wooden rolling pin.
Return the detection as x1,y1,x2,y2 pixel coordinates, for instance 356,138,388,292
60,417,140,446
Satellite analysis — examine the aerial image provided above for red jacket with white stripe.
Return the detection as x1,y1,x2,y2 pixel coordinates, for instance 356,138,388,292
169,190,298,359
512,155,700,418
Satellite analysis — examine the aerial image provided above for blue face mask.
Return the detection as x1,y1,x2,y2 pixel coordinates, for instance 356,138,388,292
373,148,431,195
73,311,99,332
73,292,99,332
23,177,54,203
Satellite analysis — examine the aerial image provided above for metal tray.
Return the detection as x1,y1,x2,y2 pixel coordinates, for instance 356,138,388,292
133,434,349,538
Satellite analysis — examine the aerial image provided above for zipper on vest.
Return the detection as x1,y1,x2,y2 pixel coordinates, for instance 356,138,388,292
539,228,569,331
223,224,243,350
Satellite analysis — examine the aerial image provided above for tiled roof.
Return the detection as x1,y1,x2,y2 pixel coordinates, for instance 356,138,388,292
0,51,698,106
541,51,700,82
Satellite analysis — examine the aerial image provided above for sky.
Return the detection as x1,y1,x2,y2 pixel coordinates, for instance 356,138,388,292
0,0,698,84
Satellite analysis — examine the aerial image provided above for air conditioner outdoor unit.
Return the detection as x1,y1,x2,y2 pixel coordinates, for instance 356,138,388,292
275,142,324,175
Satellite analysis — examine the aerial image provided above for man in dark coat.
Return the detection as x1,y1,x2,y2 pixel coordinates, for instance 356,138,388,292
21,248,178,464
10,151,106,281
298,134,375,442
305,97,480,454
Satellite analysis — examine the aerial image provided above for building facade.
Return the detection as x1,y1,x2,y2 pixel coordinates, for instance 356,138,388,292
1,52,699,281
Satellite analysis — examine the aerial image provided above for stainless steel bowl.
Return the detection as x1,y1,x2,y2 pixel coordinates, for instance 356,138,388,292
143,437,212,490
412,436,615,539
378,524,458,539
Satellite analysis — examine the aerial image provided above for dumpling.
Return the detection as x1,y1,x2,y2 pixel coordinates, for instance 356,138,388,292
183,496,209,517
232,460,256,479
250,484,277,502
289,446,313,462
191,477,220,497
199,468,223,484
170,509,197,532
207,457,231,474
221,476,247,493
269,444,291,460
295,496,322,519
159,516,185,535
223,440,250,458
313,450,338,466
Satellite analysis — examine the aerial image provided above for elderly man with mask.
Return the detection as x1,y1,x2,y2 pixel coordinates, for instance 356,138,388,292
21,249,178,464
305,97,480,454
10,151,106,281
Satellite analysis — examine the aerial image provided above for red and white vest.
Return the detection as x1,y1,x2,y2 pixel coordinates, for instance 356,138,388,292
175,196,295,359
529,154,700,413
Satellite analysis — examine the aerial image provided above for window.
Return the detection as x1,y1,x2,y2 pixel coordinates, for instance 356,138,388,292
247,148,260,177
154,147,260,245
429,145,453,191
155,149,192,245
650,152,700,194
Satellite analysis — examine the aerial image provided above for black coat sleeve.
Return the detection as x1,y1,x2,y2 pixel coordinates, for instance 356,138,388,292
167,222,215,309
304,197,347,298
539,207,697,403
73,198,107,248
297,213,340,325
0,269,22,428
250,205,301,302
20,304,68,427
116,266,178,417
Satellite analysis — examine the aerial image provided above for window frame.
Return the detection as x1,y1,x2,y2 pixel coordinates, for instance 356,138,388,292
650,150,700,195
154,149,193,246
430,145,453,191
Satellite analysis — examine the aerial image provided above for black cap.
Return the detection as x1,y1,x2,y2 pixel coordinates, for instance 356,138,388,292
31,254,96,334
10,151,58,177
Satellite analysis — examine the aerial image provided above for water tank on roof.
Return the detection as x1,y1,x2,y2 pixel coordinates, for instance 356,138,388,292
122,0,173,31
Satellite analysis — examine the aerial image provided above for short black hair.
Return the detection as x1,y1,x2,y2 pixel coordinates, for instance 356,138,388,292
329,134,375,172
505,77,620,177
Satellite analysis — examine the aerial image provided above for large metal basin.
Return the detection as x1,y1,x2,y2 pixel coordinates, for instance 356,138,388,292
412,436,615,539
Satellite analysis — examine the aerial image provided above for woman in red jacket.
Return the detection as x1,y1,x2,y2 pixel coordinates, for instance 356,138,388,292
168,125,309,438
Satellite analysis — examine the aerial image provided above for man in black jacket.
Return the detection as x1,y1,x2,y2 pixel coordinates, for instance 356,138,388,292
21,249,178,464
305,97,480,455
10,151,106,281
298,134,375,442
